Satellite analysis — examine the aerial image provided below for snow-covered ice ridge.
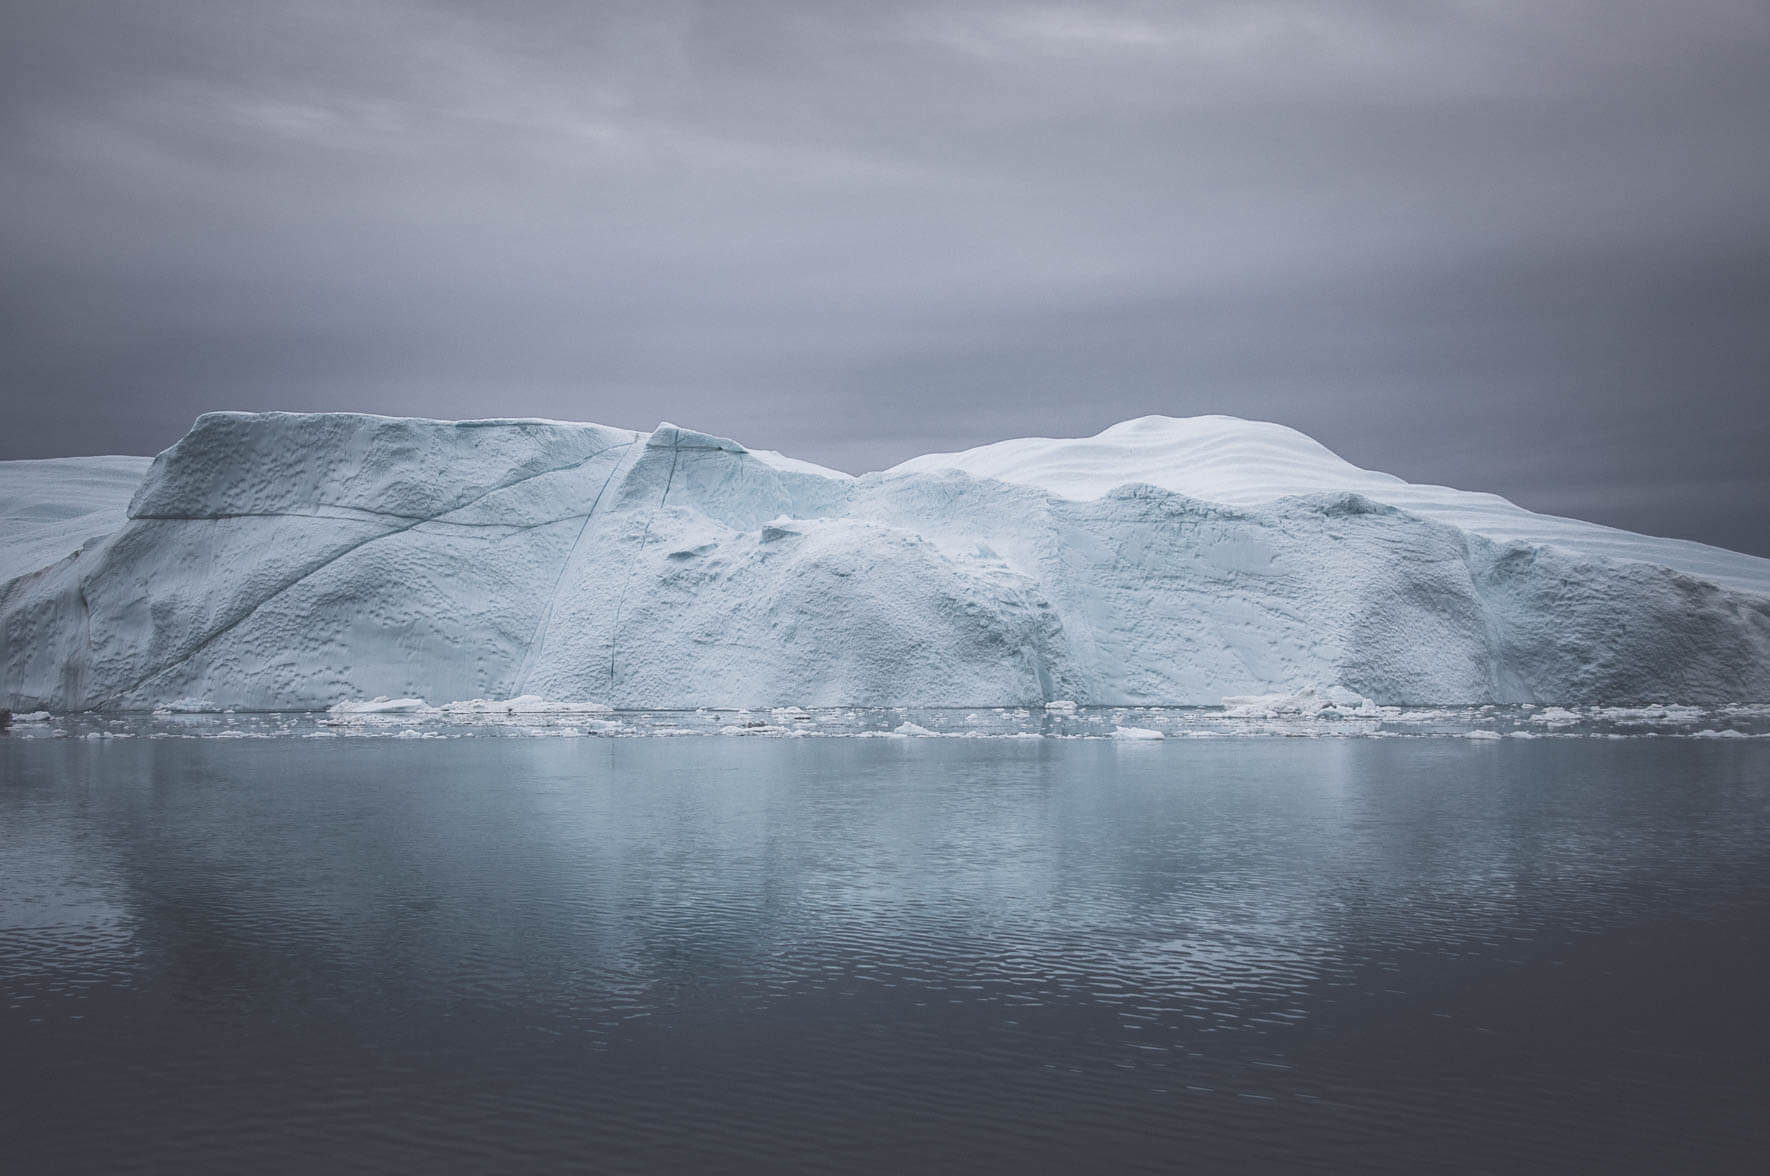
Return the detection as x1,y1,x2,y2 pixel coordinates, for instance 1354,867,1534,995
3,411,1767,711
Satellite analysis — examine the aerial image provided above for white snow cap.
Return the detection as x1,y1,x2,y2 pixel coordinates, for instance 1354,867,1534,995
891,415,1769,593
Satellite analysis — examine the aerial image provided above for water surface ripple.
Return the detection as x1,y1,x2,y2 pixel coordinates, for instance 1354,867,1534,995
2,736,1767,1172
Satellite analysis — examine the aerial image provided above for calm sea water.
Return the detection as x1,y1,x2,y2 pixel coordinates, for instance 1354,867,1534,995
3,734,1768,1173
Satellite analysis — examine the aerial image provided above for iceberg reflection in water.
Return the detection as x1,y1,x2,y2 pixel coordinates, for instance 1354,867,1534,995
3,734,1768,1172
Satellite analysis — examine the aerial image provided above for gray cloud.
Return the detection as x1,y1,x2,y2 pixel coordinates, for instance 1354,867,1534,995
2,0,1766,553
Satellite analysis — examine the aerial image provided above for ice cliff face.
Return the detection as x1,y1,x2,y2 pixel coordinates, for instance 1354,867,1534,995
4,412,1767,710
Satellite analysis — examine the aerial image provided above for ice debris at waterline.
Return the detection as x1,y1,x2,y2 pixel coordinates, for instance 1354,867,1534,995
3,412,1768,712
6,702,1770,742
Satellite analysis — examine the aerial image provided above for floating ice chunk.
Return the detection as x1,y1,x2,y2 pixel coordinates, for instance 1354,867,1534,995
1530,707,1581,725
1112,725,1165,740
1721,704,1770,718
12,711,51,723
438,696,612,714
1220,686,1376,718
159,698,220,714
1044,700,1078,712
1591,704,1706,725
328,696,436,715
893,721,936,736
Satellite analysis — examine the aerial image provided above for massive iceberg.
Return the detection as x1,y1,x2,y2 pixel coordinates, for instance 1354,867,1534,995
3,412,1767,711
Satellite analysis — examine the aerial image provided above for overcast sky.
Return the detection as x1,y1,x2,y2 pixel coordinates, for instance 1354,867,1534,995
3,0,1766,553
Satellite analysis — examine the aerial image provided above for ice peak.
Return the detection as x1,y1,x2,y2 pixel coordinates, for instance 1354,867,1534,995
646,423,749,453
887,412,1369,506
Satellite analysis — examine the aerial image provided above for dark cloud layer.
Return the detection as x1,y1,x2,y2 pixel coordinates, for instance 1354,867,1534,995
3,1,1766,553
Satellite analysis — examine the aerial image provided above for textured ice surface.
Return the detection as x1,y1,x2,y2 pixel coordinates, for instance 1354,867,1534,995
0,456,154,585
3,412,1768,711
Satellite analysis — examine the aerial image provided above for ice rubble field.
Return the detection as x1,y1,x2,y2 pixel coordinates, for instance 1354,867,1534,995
3,411,1768,716
8,698,1770,742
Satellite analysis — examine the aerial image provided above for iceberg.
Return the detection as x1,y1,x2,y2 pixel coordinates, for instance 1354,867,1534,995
3,411,1767,711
